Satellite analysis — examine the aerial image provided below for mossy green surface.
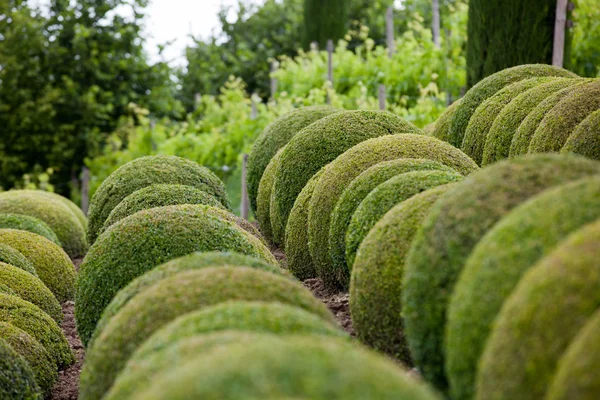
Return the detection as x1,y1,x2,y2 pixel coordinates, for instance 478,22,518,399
0,284,16,296
476,219,600,400
446,176,600,400
350,184,453,362
0,322,57,396
247,106,341,213
100,184,224,236
134,336,442,400
271,110,421,247
308,134,478,290
89,251,287,347
0,229,75,303
0,243,36,277
80,266,334,400
402,154,600,392
0,262,62,322
562,108,600,161
0,213,60,245
76,204,277,347
0,293,73,369
256,148,283,243
0,337,42,400
432,99,462,143
0,190,87,257
448,64,576,149
346,170,464,270
87,155,229,244
34,191,87,232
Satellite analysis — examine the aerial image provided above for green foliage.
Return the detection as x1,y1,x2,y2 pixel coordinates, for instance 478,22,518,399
571,0,600,78
432,99,461,143
0,214,60,246
0,337,42,400
37,191,88,231
563,108,600,160
256,150,283,243
0,243,37,277
303,0,349,48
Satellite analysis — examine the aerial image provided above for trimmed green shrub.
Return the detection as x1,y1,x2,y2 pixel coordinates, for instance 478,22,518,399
0,190,87,257
350,184,454,362
402,154,600,392
0,322,57,396
0,284,16,296
476,219,600,400
135,336,442,400
90,251,288,347
87,155,230,244
256,149,283,243
423,122,436,135
0,337,42,400
0,229,75,303
346,170,464,270
0,262,62,322
446,176,600,400
0,213,60,245
483,78,580,165
100,184,224,236
34,191,87,232
562,108,600,161
75,204,277,346
79,266,335,400
247,106,340,213
0,293,73,369
448,64,576,148
529,80,600,153
309,134,478,290
0,243,36,277
268,155,288,246
432,99,462,143
271,110,421,246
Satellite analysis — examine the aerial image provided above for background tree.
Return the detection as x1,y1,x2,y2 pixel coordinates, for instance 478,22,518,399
303,0,349,49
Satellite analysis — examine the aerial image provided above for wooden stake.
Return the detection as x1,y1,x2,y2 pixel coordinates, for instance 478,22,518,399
379,84,386,110
552,0,568,67
241,154,249,220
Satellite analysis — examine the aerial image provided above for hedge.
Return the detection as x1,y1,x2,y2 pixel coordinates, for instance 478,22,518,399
0,213,60,245
256,148,283,243
0,337,41,400
0,243,37,277
432,99,462,143
562,108,600,161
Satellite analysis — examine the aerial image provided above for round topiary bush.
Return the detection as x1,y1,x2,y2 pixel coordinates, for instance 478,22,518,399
0,229,76,303
476,219,600,400
0,262,62,322
87,155,230,244
402,154,600,392
446,176,600,400
350,184,454,362
256,149,283,243
0,190,87,257
0,322,57,396
0,337,42,400
89,251,288,347
0,284,16,296
447,64,576,149
33,191,87,232
308,134,478,290
270,110,421,246
562,108,600,161
75,204,277,346
0,213,60,245
345,170,464,271
432,99,462,143
0,243,37,277
99,184,225,237
0,293,73,369
79,266,335,400
133,336,442,400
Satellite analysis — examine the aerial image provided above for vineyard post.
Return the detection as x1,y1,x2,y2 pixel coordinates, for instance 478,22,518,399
379,84,386,110
251,94,258,120
552,0,569,67
81,167,90,215
326,39,334,104
386,7,395,57
270,61,278,101
241,154,249,220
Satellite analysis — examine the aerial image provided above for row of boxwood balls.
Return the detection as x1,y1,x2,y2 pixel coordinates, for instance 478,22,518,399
248,81,600,400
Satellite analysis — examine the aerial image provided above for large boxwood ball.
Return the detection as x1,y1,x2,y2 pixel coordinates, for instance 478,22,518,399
432,99,462,143
256,148,283,243
476,219,600,400
270,110,421,247
562,108,600,161
247,106,341,213
309,134,477,290
0,243,36,277
0,229,76,303
0,190,87,257
75,204,277,346
35,191,88,231
79,266,334,400
87,155,229,244
402,154,600,392
350,184,454,362
0,337,42,400
0,213,60,245
446,176,600,400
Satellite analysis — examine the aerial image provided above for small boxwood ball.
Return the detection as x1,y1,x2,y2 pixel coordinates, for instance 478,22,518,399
76,205,277,346
562,108,600,161
100,184,224,236
446,176,600,400
0,293,73,369
0,243,37,277
0,229,76,303
346,170,464,271
134,336,442,400
432,99,462,143
476,219,600,400
247,106,341,213
0,190,87,257
350,184,454,362
256,148,283,243
0,322,57,396
0,213,60,245
87,155,230,244
309,134,478,290
33,191,87,232
89,251,288,347
270,110,421,247
402,154,600,392
448,64,576,149
0,337,42,400
79,266,335,400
